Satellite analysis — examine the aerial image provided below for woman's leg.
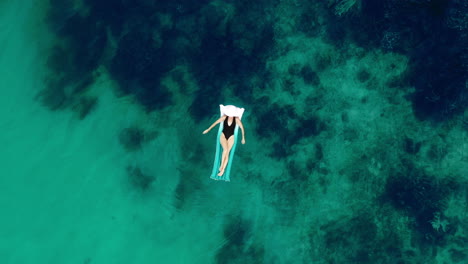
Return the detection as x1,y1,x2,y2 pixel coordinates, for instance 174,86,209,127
218,136,235,175
218,134,228,175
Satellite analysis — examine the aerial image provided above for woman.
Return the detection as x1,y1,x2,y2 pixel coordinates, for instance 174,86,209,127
203,109,245,177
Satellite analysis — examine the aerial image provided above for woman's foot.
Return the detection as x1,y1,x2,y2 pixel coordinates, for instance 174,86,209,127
217,168,225,176
219,160,227,171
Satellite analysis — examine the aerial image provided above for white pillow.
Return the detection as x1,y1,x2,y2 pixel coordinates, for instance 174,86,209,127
220,104,245,120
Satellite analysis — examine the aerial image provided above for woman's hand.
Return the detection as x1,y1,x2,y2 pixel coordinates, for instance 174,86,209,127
203,129,209,134
241,138,245,144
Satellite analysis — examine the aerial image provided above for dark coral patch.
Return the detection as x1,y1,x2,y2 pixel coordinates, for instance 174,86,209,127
296,115,325,138
450,248,467,262
189,84,222,122
72,96,98,120
357,69,371,83
173,166,203,210
109,29,174,111
48,10,107,80
215,216,264,264
37,79,68,111
276,115,325,158
383,163,458,245
42,2,107,112
45,0,278,120
403,137,421,155
318,215,404,263
189,23,274,120
256,104,297,138
300,65,320,86
409,41,467,121
255,101,326,159
119,127,145,152
188,7,274,120
322,0,467,121
288,63,302,76
126,166,155,191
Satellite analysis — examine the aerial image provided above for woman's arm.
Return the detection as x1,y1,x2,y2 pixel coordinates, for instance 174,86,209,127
236,117,246,144
203,116,226,134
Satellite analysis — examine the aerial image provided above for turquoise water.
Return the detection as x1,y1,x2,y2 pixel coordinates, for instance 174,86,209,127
1,1,467,263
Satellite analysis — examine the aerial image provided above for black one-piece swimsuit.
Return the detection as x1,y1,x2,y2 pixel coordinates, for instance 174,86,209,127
222,117,236,140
